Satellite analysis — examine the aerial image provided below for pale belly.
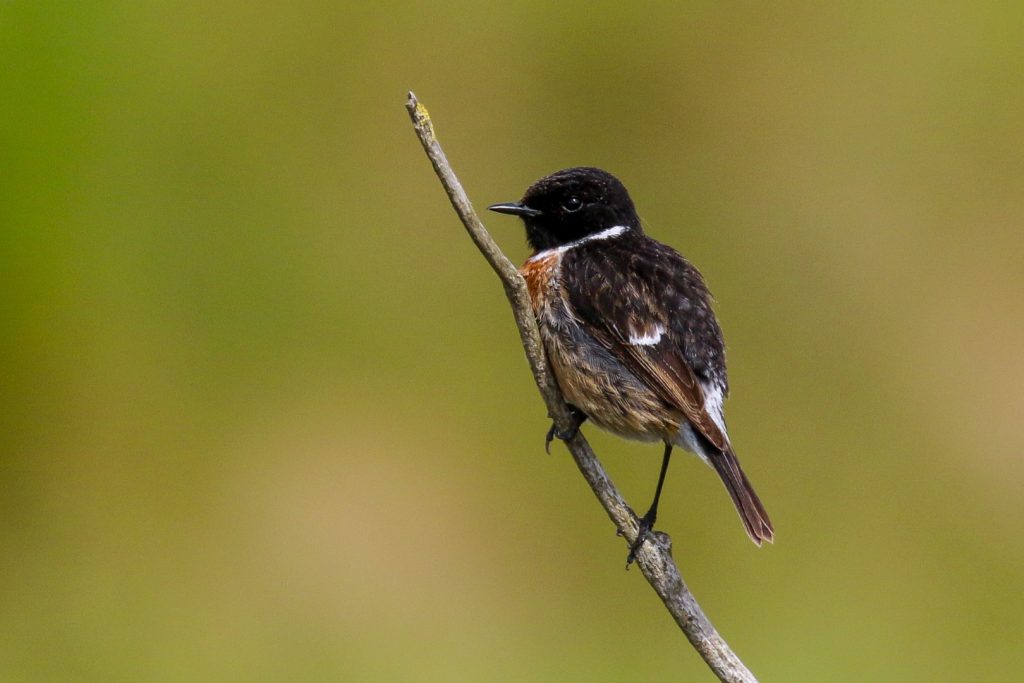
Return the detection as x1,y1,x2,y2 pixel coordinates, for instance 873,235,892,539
542,324,683,443
521,252,684,445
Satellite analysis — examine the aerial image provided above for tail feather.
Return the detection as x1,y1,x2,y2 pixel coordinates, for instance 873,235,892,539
708,447,774,545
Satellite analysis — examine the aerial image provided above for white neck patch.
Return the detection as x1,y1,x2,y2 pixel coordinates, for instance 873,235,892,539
528,225,630,262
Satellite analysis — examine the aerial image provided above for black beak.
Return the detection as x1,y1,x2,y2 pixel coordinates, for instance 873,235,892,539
488,202,543,218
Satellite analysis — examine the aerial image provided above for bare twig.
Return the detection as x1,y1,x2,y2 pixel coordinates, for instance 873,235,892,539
405,91,760,683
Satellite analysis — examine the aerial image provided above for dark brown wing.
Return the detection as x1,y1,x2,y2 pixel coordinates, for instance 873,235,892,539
565,233,774,545
564,234,729,450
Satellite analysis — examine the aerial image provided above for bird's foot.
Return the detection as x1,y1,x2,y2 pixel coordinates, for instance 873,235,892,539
544,407,588,454
622,511,657,569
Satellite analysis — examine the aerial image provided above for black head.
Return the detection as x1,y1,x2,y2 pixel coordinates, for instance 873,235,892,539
489,167,641,251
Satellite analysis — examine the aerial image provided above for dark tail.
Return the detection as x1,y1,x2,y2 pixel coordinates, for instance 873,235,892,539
708,447,774,545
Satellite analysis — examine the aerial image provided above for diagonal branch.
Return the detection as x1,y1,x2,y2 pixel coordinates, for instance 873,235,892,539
405,91,760,683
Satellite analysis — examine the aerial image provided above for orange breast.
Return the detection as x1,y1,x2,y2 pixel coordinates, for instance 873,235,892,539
519,252,560,312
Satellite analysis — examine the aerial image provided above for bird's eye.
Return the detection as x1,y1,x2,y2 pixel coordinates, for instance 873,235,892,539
563,196,583,212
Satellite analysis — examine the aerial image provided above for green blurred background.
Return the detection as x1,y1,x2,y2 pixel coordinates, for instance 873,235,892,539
3,2,1022,681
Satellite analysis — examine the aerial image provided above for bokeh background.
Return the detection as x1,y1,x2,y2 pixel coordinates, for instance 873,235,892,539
3,3,1022,681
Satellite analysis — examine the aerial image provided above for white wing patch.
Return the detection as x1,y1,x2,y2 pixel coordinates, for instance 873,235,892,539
701,381,729,438
628,324,665,346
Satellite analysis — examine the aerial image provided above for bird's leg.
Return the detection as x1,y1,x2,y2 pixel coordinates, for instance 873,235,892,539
626,442,673,567
545,405,588,454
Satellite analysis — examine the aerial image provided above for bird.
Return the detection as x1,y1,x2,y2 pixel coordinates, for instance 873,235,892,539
488,167,773,565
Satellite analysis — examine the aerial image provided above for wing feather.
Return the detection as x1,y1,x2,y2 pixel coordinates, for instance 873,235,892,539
565,238,729,451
